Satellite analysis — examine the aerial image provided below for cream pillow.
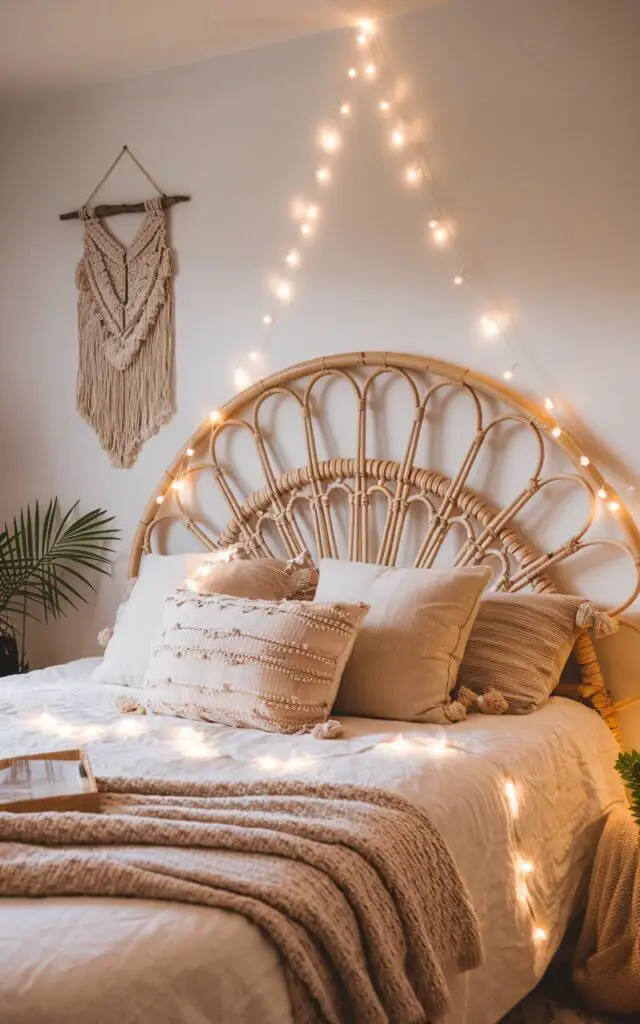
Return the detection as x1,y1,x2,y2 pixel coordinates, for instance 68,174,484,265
314,560,492,723
143,591,369,733
457,592,607,713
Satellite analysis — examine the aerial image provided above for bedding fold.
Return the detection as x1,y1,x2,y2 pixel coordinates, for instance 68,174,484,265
0,777,482,1024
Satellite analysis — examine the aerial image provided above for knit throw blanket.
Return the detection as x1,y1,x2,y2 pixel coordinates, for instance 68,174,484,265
0,778,482,1024
573,804,640,1015
76,199,173,468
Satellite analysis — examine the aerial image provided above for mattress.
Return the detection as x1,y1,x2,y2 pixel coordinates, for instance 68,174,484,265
0,659,625,1024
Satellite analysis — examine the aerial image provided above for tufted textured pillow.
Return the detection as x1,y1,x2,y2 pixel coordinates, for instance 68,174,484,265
314,560,492,724
457,592,617,713
143,590,368,733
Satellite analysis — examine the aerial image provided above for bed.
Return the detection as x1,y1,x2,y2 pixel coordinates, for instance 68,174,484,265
2,351,638,1023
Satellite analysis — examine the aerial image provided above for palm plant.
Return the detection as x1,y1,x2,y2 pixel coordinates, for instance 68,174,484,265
0,499,119,677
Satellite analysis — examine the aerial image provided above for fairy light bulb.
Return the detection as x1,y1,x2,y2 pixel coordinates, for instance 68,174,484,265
504,780,519,816
390,127,406,148
186,447,194,457
356,32,368,46
379,99,391,113
544,397,554,411
517,857,534,875
480,315,500,338
405,165,422,185
156,494,165,505
285,248,302,268
274,279,293,302
306,203,320,220
300,222,313,237
364,63,377,79
454,273,465,286
339,102,351,116
503,368,513,381
316,166,331,186
608,499,621,512
432,224,449,245
171,479,182,491
347,67,358,79
318,127,341,153
597,487,608,500
248,350,260,361
551,426,562,438
263,314,273,325
210,409,222,424
533,927,548,944
358,17,375,36
580,455,591,467
234,367,250,389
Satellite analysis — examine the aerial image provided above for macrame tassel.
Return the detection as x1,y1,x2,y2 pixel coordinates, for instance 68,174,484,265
310,719,343,739
117,696,146,715
457,685,509,716
576,601,619,638
444,700,467,723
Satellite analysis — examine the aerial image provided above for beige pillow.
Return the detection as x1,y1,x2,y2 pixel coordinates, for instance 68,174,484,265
190,556,318,602
143,590,368,733
314,560,492,723
457,593,587,713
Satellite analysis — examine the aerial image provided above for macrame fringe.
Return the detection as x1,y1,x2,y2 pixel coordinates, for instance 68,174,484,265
576,601,619,638
117,696,147,715
310,719,343,739
457,685,509,716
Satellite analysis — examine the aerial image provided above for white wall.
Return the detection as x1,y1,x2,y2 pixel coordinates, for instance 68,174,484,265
1,0,640,736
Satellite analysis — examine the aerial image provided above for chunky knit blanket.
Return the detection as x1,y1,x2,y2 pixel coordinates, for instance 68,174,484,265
0,778,482,1024
573,804,640,1015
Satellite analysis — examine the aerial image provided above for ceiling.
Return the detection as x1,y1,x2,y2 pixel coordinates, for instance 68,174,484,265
0,0,436,97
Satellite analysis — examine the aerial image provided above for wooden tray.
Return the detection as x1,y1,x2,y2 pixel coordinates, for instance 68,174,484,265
0,748,100,814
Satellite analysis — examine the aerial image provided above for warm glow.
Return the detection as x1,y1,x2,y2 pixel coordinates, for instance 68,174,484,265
432,225,449,245
597,487,608,500
210,409,222,423
517,857,534,875
248,350,260,361
318,127,341,153
480,315,500,338
263,314,273,325
340,102,352,116
171,479,182,492
80,724,105,741
404,165,422,185
306,204,320,220
316,166,332,186
454,274,464,286
356,32,368,46
234,367,250,389
533,927,548,944
608,499,621,513
390,127,406,148
174,726,212,759
516,878,529,905
156,494,165,505
347,66,358,78
544,397,554,411
364,63,377,79
186,447,194,457
379,734,411,753
300,222,313,237
116,718,144,737
379,99,391,113
254,755,280,771
551,426,562,438
285,248,302,268
503,369,513,380
34,711,59,731
274,279,293,302
504,780,519,816
358,17,376,35
580,455,590,467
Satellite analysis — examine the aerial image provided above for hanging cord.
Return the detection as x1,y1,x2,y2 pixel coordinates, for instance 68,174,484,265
85,145,167,206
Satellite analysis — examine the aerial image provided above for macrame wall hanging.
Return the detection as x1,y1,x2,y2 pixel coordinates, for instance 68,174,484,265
60,146,190,468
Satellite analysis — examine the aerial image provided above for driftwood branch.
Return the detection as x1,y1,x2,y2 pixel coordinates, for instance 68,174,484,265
59,195,190,221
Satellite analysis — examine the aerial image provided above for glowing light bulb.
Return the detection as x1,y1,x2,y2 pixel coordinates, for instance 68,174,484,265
210,409,222,423
358,17,375,35
186,447,194,457
263,313,273,325
254,755,280,771
551,426,562,438
347,67,358,79
517,857,534,875
503,369,513,380
339,102,351,116
533,927,548,943
608,499,621,512
300,222,313,237
364,63,377,78
405,165,422,185
379,99,391,113
248,350,260,361
234,368,250,389
117,718,144,737
480,315,500,338
580,455,590,467
597,487,608,500
306,203,320,220
356,32,368,46
390,127,406,148
156,494,165,505
274,279,293,302
35,711,59,730
285,248,302,268
171,479,182,491
433,225,449,245
318,126,341,153
316,166,331,186
379,734,411,753
504,780,519,816
454,273,465,286
544,397,554,411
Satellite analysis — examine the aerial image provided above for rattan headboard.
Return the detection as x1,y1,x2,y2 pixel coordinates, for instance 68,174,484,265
130,351,640,739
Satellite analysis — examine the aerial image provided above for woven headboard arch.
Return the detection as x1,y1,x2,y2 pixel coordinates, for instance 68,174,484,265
130,351,640,740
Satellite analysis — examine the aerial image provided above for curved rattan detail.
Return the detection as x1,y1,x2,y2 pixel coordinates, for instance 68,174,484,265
131,351,640,742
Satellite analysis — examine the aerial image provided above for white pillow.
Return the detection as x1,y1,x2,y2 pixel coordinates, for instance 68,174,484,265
314,559,491,723
91,553,213,687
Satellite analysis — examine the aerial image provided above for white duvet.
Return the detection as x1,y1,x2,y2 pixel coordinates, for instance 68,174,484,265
0,659,625,1024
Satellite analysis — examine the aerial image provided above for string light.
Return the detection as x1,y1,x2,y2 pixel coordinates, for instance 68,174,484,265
248,350,260,361
274,279,293,302
379,99,391,113
347,66,358,78
306,204,320,220
533,926,548,944
544,397,555,411
480,314,501,338
300,222,313,237
316,166,332,186
517,857,534,875
429,220,450,246
390,127,406,148
580,455,591,467
318,126,341,153
503,367,514,381
364,63,377,79
171,479,182,492
608,499,621,513
186,447,194,457
358,18,376,36
454,273,465,286
404,165,422,186
155,494,165,505
263,313,273,325
339,102,352,116
356,32,368,47
504,780,519,816
285,248,302,268
551,426,562,438
597,486,608,500
234,367,250,389
210,409,222,423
